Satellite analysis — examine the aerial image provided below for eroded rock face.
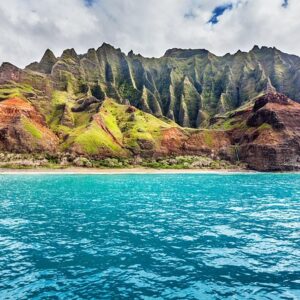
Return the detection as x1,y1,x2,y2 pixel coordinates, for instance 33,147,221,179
0,98,59,153
0,63,23,84
239,143,300,171
233,93,300,171
159,127,232,160
252,93,289,112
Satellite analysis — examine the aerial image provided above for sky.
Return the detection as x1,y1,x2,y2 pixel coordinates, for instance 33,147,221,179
0,0,298,67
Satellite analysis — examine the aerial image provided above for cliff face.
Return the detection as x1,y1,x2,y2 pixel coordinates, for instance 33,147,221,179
0,97,58,153
0,44,300,170
223,93,300,171
24,44,300,128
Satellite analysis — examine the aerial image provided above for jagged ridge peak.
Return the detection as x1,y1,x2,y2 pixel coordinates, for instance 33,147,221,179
39,48,57,73
25,49,57,74
41,49,56,62
164,48,210,58
61,48,78,60
253,92,290,112
0,62,19,69
98,42,121,53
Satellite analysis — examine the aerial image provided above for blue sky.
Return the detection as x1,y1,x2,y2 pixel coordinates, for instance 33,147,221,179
208,3,233,24
0,0,297,67
84,0,94,6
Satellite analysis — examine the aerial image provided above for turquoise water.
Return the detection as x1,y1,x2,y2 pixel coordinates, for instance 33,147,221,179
0,174,299,299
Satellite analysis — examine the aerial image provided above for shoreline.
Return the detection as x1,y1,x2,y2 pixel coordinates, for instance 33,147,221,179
0,167,253,175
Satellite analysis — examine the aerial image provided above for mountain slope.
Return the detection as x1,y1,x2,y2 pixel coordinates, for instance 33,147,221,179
21,44,300,128
0,97,58,152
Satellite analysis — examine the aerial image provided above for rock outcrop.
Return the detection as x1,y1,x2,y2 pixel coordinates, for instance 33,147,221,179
160,127,231,159
230,93,300,171
0,98,59,153
0,63,23,84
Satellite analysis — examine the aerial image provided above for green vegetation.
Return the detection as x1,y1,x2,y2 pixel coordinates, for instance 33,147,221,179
215,118,248,131
100,103,123,141
47,91,75,131
52,90,69,106
0,83,35,100
0,154,241,170
99,99,172,150
21,117,43,139
92,156,237,170
75,124,124,155
258,123,272,131
203,130,213,147
119,81,141,103
0,163,68,170
91,84,105,100
92,158,131,168
51,98,174,156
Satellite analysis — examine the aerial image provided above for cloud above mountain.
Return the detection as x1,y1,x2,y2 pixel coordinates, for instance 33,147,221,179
0,0,299,67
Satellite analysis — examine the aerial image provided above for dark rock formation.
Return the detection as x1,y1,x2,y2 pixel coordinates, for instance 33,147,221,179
231,93,300,171
26,49,57,74
0,63,23,84
72,96,102,112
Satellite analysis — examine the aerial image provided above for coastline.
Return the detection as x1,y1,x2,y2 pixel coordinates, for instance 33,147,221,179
0,167,252,175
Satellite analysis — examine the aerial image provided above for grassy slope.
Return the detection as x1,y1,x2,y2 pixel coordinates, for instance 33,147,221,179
101,99,174,147
21,117,43,140
62,99,175,156
0,83,35,100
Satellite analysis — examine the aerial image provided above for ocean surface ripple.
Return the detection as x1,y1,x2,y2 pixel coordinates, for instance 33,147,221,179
0,174,299,299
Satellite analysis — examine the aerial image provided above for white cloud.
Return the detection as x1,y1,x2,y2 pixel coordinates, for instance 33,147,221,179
0,0,299,67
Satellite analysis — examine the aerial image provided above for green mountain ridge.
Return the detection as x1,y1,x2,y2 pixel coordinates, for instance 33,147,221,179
20,43,300,128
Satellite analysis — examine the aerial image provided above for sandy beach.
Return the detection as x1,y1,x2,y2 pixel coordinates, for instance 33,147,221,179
0,167,251,175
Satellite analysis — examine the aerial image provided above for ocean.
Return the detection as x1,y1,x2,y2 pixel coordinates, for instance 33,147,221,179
0,174,299,299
